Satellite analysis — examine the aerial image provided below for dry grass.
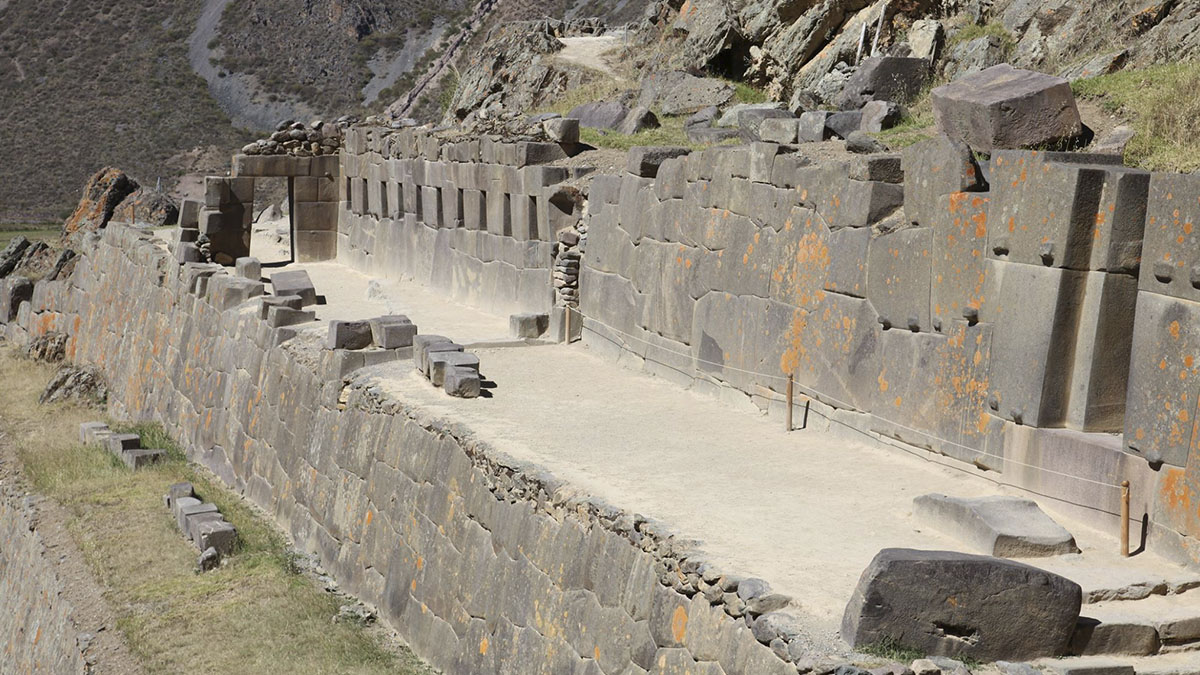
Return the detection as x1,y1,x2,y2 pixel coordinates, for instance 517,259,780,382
0,349,433,675
1073,61,1200,172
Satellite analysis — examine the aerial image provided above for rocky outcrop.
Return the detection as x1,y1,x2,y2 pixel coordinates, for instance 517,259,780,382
61,167,139,241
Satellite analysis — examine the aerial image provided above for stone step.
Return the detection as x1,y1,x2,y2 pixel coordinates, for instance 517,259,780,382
1031,652,1200,675
913,493,1079,557
1070,594,1200,657
1021,556,1200,604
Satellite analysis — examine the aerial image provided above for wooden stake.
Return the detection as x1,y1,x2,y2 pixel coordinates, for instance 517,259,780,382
1120,480,1131,557
564,306,572,344
786,374,794,432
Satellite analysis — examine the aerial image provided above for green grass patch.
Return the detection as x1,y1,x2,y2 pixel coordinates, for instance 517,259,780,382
579,116,706,151
873,83,938,149
857,636,925,663
727,79,767,105
0,350,432,674
947,21,1016,52
1073,61,1200,172
0,224,60,249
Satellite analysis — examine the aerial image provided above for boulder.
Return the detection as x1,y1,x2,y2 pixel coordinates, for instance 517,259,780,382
618,106,660,135
931,64,1083,150
908,20,944,61
62,167,139,242
826,111,863,139
759,118,801,144
678,0,741,71
861,100,903,133
842,548,1082,661
717,102,787,127
686,126,743,145
639,71,735,115
838,57,929,110
943,36,1011,83
799,111,835,142
0,236,31,278
543,117,580,144
685,106,721,128
912,494,1079,557
1091,125,1135,156
738,108,795,138
567,101,631,131
846,132,887,155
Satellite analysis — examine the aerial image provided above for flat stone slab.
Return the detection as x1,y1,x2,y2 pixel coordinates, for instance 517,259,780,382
913,493,1079,557
842,548,1082,661
269,269,317,306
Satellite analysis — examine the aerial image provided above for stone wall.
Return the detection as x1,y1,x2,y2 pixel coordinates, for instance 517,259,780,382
336,126,581,317
0,225,801,675
0,485,87,674
576,139,1199,566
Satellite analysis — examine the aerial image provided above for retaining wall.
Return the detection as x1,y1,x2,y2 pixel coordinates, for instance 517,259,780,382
0,486,87,674
0,225,801,675
576,139,1199,565
335,126,582,318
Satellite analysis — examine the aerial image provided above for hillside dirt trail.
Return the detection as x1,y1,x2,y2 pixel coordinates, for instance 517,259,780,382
555,34,630,82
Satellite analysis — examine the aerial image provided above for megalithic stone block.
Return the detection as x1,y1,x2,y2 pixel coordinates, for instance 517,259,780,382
269,270,317,306
259,294,304,320
509,312,549,338
842,548,1082,661
931,64,1083,150
326,320,373,350
627,147,691,178
79,422,109,444
266,306,317,328
123,448,167,470
429,351,480,387
164,482,195,509
234,257,262,281
901,134,984,228
106,433,140,454
194,519,238,556
422,342,464,378
370,316,417,349
913,494,1079,557
444,365,481,398
413,335,450,373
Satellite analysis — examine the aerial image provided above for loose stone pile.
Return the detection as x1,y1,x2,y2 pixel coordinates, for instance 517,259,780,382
79,423,166,470
164,482,238,571
413,334,481,398
240,117,353,158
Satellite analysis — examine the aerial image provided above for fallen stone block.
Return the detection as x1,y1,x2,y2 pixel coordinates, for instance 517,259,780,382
510,312,549,338
639,71,734,115
759,118,800,144
1069,618,1160,656
861,100,904,132
267,306,317,328
799,111,834,142
178,198,201,229
717,102,787,127
234,256,261,281
79,422,109,445
164,482,195,509
932,64,1083,150
628,146,691,178
422,342,464,378
846,132,887,154
177,501,218,534
429,351,481,387
826,111,864,139
326,320,373,350
122,448,166,471
194,519,238,557
208,276,264,311
913,494,1079,557
618,106,659,135
444,365,481,398
172,496,200,522
738,108,794,138
543,118,580,144
685,126,743,145
269,269,317,306
842,548,1082,661
175,242,201,264
412,335,450,373
259,294,304,320
106,433,140,454
370,315,417,349
198,546,220,572
839,56,930,109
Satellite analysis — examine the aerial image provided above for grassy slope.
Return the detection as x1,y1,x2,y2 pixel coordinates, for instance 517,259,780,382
0,349,432,674
0,224,61,249
0,3,249,224
1073,61,1200,173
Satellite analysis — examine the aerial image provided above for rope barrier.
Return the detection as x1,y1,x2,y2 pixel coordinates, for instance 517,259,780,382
579,314,1126,493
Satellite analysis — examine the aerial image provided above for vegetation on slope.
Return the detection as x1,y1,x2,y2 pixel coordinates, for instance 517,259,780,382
0,3,250,224
1073,61,1200,173
0,349,433,674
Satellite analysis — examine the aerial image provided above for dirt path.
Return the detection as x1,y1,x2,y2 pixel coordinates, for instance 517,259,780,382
0,430,145,675
554,34,628,81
